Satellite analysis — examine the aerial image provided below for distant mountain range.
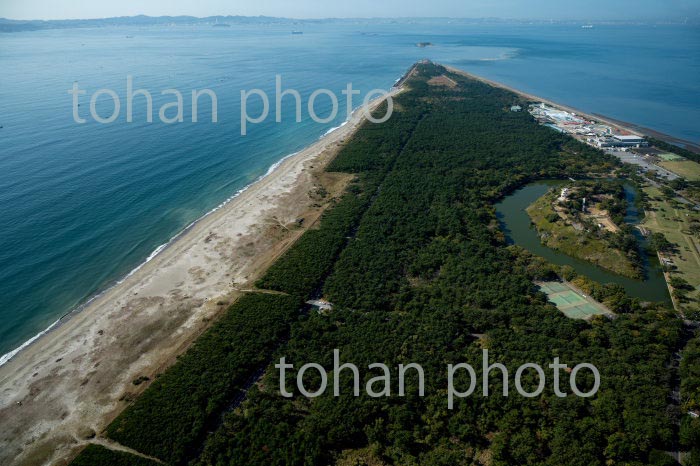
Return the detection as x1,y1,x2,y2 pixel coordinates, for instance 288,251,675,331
0,15,306,32
0,15,696,33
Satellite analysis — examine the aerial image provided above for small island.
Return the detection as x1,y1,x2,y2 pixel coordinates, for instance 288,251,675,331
527,181,643,279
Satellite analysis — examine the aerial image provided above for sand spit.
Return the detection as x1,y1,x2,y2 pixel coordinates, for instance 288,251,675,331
0,86,401,466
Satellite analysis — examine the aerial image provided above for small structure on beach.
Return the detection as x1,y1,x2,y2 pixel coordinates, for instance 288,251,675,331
510,105,522,112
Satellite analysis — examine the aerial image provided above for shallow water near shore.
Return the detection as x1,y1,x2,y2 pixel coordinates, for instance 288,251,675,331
0,21,696,358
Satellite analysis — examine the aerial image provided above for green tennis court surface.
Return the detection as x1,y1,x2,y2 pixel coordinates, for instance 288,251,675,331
658,152,684,161
537,281,609,320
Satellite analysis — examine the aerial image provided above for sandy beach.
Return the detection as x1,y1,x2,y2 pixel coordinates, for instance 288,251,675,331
0,88,400,466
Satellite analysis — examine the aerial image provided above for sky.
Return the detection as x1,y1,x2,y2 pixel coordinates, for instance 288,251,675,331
1,0,699,21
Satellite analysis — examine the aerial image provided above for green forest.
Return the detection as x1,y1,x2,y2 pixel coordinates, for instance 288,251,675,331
70,63,699,466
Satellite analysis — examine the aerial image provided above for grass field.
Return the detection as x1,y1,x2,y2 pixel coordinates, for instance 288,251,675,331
659,160,700,181
538,281,609,319
641,184,700,312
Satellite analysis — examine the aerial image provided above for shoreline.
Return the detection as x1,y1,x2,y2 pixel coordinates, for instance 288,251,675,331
443,65,699,151
3,65,689,370
0,62,686,465
0,107,372,369
449,65,685,313
0,148,302,369
0,81,402,466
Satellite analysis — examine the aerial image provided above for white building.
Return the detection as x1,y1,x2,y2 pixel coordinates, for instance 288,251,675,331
558,187,569,202
612,135,647,147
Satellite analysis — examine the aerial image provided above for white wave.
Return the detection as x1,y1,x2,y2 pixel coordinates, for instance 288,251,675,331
0,145,310,368
321,120,349,138
0,89,398,368
0,317,61,367
319,90,391,140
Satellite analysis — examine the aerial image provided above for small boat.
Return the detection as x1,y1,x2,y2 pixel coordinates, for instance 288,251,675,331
291,31,303,35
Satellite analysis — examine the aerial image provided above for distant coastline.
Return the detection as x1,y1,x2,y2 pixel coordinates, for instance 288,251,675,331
1,15,696,33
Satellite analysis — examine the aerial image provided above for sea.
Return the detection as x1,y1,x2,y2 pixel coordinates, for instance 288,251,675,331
0,20,699,363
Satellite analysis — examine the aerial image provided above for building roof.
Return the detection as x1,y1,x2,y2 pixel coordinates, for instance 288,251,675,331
613,135,644,141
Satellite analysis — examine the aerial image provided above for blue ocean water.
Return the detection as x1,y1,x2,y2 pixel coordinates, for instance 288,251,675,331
0,21,698,360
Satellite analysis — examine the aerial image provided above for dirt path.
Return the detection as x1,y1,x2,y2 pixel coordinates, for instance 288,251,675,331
82,438,165,464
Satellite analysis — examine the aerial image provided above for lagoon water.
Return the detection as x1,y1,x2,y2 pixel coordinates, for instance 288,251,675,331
495,181,670,302
0,21,698,358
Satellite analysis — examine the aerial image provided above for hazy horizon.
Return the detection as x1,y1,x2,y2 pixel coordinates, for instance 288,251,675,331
1,0,699,22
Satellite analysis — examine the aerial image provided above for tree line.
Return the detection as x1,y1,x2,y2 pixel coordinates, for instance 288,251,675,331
71,62,697,466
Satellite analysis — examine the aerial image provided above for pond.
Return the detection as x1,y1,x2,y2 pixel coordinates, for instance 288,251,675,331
495,180,670,303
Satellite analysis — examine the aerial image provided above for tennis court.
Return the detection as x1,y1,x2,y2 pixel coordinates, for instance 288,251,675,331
658,152,684,161
537,281,609,320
